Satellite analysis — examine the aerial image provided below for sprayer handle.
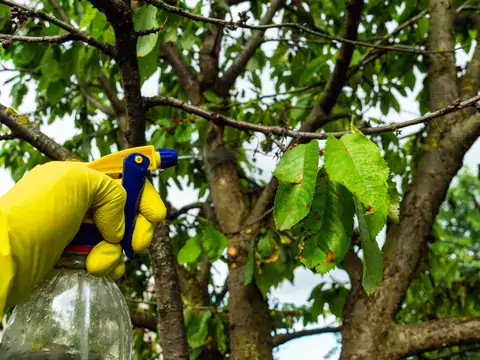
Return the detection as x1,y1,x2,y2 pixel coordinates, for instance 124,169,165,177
71,152,151,260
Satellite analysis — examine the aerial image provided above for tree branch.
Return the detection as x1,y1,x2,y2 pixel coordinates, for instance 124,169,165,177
144,0,461,55
98,73,125,114
130,309,157,332
349,9,428,76
198,3,225,90
80,88,116,117
143,94,480,140
0,0,115,56
300,0,364,132
272,326,342,347
0,33,73,44
88,0,146,147
218,0,284,94
47,0,68,22
460,16,480,100
159,43,202,104
166,201,207,220
0,105,73,161
392,317,480,357
0,133,15,141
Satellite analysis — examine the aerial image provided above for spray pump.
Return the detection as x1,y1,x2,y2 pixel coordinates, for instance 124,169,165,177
1,146,178,360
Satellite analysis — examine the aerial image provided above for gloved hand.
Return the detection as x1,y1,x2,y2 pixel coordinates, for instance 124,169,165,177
0,161,166,319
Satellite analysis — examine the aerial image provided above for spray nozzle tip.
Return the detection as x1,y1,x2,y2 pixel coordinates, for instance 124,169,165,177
157,148,178,169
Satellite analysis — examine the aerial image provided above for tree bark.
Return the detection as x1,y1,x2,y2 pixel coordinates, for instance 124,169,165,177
340,1,480,358
150,223,190,360
203,123,274,360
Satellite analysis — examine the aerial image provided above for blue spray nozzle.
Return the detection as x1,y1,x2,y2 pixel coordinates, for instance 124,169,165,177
157,148,178,169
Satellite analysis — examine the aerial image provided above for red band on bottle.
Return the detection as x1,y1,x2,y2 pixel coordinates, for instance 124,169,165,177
66,245,93,254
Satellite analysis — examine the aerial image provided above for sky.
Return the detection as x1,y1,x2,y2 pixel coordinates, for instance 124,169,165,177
1,2,480,360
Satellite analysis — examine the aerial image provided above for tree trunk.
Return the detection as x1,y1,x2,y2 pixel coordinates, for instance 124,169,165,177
204,124,274,360
150,223,190,360
339,1,480,358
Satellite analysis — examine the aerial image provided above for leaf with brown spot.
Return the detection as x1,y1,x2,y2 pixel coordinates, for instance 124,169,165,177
300,170,354,274
325,133,390,239
326,250,335,264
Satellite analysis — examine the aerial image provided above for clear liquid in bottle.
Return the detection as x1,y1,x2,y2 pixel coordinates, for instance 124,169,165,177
1,252,132,360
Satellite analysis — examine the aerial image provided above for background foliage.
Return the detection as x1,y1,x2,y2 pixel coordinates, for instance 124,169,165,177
0,0,479,359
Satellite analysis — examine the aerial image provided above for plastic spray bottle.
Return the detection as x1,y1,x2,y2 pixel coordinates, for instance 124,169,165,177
1,146,178,360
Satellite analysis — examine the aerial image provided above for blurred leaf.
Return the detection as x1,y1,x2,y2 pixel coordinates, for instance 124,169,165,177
46,81,66,107
244,240,255,285
355,197,383,294
186,310,212,349
11,82,28,108
200,221,227,262
134,5,159,57
178,238,202,264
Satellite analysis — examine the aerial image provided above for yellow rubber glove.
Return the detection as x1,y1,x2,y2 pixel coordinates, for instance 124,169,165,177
0,161,166,320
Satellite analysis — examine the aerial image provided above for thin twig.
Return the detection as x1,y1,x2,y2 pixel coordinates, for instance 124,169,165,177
0,33,73,44
136,27,164,36
257,82,326,100
0,0,115,56
167,202,207,220
0,133,15,140
144,0,464,55
457,0,474,13
224,207,274,236
0,65,38,74
269,133,287,152
144,94,480,140
272,326,342,347
136,19,167,36
354,9,429,72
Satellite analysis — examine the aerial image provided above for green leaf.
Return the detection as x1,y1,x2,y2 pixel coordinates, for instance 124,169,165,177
300,169,354,274
163,26,178,43
178,238,202,264
181,31,196,51
11,82,28,108
244,240,255,285
138,46,159,83
274,180,316,231
380,94,390,115
40,47,61,83
213,315,227,354
351,49,362,66
186,310,212,348
201,222,227,262
387,176,400,223
90,11,108,38
273,141,319,184
418,17,429,38
134,5,159,57
79,3,97,29
189,348,202,360
389,92,400,113
46,81,66,107
274,141,319,230
298,55,327,86
257,233,276,258
354,196,383,294
324,133,390,238
203,90,223,104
